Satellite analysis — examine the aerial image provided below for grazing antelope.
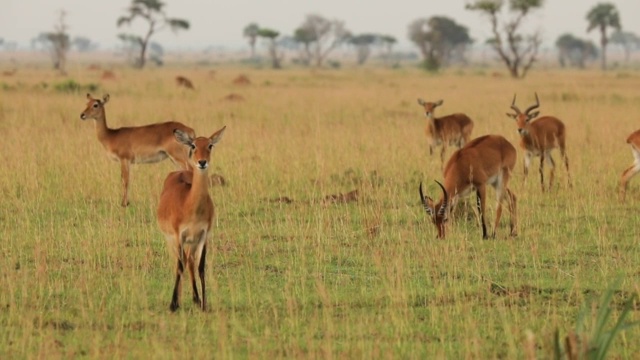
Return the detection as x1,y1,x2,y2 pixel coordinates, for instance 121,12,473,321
619,129,640,201
507,93,571,192
80,93,195,207
175,75,195,90
416,98,474,166
419,135,517,239
157,126,226,312
101,70,116,80
2,69,17,76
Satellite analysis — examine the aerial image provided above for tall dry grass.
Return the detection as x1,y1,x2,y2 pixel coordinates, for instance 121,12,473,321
0,65,639,358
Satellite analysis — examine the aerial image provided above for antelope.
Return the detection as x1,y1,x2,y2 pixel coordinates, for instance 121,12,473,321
157,126,226,312
2,68,17,76
507,93,571,192
175,75,195,90
80,93,195,207
416,98,474,166
419,135,517,239
101,70,116,80
619,129,640,201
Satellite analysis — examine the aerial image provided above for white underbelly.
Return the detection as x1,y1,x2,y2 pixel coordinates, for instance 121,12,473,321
133,152,168,164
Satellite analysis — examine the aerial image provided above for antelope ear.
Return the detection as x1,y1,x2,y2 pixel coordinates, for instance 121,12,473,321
102,94,110,104
174,129,194,146
86,93,92,100
209,125,226,147
417,98,425,106
506,113,516,119
435,100,443,106
528,111,539,119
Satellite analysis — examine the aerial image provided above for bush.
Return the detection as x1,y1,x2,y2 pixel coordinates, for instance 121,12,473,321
53,79,98,93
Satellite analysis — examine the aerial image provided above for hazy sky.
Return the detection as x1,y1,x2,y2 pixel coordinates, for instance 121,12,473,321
2,0,639,50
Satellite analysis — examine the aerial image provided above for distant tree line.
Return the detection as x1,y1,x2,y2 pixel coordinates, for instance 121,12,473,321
10,0,640,75
243,15,398,69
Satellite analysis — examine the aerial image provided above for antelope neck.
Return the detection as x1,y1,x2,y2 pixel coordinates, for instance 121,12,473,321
187,167,210,202
92,110,113,140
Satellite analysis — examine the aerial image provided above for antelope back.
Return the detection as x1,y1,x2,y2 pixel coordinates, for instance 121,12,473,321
627,129,640,147
444,135,516,186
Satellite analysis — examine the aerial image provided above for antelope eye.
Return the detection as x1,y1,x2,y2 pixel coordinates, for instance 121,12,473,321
208,144,213,150
189,144,196,150
92,103,99,108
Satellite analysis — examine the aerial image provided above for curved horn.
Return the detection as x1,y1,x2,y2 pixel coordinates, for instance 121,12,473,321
419,182,433,215
524,92,540,115
435,180,448,216
510,94,522,114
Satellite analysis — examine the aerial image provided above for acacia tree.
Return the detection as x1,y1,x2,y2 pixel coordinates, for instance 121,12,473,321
586,3,621,71
555,34,597,68
41,10,70,73
466,0,543,78
294,14,350,67
292,27,317,66
408,16,471,70
73,36,98,52
349,34,379,65
243,23,260,59
610,31,640,63
116,0,189,68
258,28,282,69
380,35,397,66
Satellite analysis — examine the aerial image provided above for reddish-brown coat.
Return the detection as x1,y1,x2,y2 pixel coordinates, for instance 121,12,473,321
619,129,640,201
420,135,517,239
157,126,226,312
80,93,195,206
175,75,195,90
507,93,571,192
417,98,474,166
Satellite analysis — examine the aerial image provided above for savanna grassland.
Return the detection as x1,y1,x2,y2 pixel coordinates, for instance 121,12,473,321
1,64,639,359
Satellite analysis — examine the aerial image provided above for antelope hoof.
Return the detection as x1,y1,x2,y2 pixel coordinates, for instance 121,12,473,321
170,302,180,312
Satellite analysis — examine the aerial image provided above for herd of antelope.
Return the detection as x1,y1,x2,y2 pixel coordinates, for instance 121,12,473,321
418,92,637,239
79,91,638,311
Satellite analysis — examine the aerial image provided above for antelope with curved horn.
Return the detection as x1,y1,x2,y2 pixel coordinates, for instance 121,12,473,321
619,129,640,201
419,135,517,239
157,126,226,312
80,93,195,206
416,98,474,167
507,93,571,192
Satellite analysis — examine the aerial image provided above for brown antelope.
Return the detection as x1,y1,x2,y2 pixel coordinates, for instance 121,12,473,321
157,126,226,312
2,69,17,76
419,135,517,239
619,129,640,201
507,93,571,192
101,70,116,80
175,75,195,90
80,93,195,207
416,98,474,166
